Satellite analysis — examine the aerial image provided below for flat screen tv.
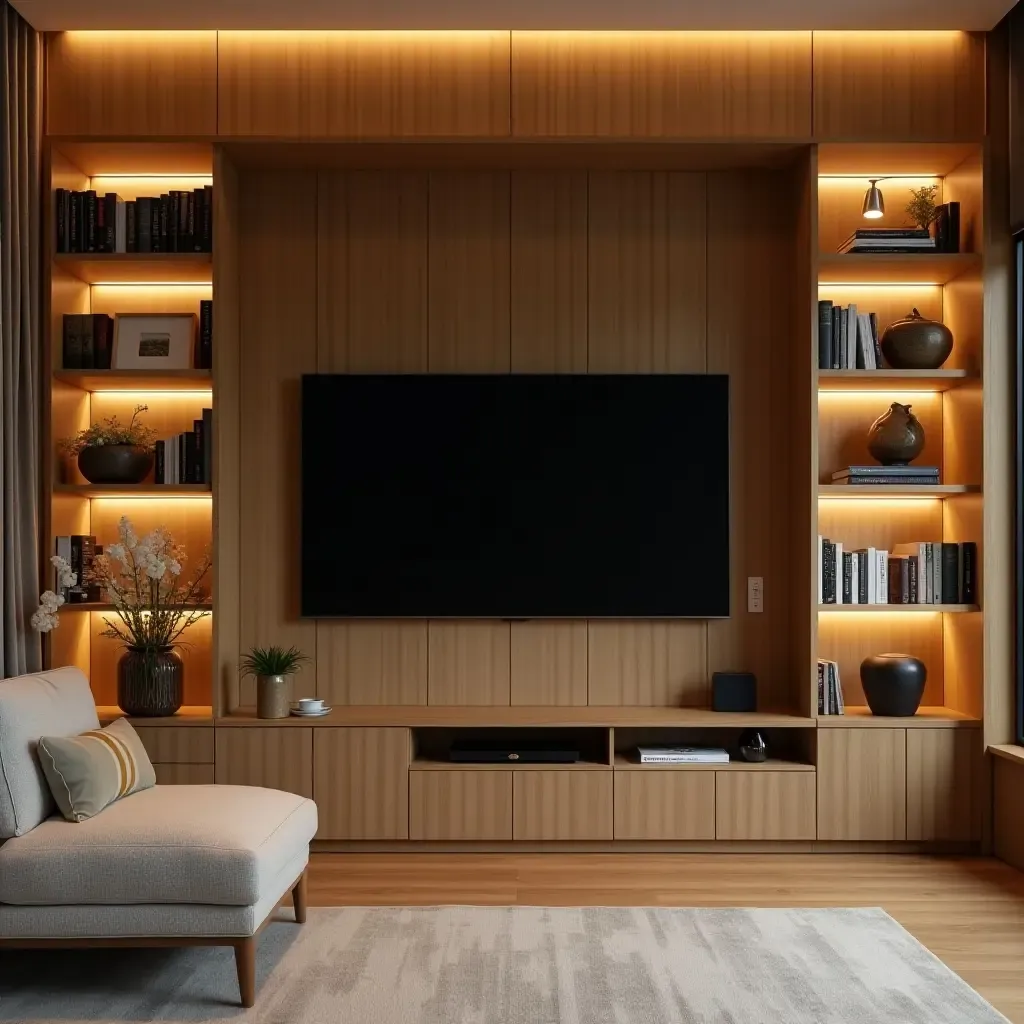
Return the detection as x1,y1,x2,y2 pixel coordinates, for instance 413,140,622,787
301,374,729,618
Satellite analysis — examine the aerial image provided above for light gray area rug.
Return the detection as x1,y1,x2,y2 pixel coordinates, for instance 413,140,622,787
0,906,1009,1023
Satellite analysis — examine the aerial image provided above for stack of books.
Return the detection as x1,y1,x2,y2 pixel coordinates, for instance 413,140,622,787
832,465,940,486
818,537,977,605
838,228,936,254
635,747,729,765
62,314,114,370
817,659,845,715
155,409,213,485
817,301,881,369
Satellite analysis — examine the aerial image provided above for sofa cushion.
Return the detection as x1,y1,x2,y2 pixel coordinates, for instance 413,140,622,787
38,718,156,822
0,784,317,907
0,667,100,838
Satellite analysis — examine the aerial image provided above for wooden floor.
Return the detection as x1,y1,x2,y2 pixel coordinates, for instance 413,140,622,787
309,852,1024,1022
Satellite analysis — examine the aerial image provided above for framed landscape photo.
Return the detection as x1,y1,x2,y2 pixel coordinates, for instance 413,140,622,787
112,313,196,370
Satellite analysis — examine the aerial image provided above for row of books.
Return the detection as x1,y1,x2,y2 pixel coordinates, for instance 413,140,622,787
817,660,846,716
818,538,977,605
636,747,729,764
831,465,941,487
817,301,881,370
54,189,213,254
53,535,100,603
839,228,936,254
155,409,213,485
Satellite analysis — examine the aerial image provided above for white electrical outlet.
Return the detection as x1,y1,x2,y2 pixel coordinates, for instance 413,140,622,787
747,576,764,613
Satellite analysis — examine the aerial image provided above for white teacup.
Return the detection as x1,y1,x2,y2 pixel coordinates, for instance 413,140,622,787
297,697,325,712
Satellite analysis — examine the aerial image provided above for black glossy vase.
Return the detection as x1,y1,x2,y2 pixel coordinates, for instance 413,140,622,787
78,444,153,485
738,729,768,763
117,647,183,717
860,654,926,717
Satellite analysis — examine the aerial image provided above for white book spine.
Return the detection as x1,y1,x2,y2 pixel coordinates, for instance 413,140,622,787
847,302,858,369
877,550,889,604
850,552,860,605
866,547,876,604
834,543,844,604
931,542,942,604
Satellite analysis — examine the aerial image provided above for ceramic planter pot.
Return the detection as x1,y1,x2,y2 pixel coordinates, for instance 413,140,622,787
117,647,183,717
78,444,153,485
737,729,768,763
867,403,925,466
256,674,292,719
860,654,926,717
880,309,954,370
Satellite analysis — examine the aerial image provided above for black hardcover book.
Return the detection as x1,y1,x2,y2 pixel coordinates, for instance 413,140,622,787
185,191,195,251
940,542,960,604
817,300,833,369
62,314,82,369
203,184,213,250
192,188,204,251
85,190,97,252
202,407,213,486
152,198,163,253
199,299,213,369
96,196,106,253
830,306,840,369
102,193,116,252
869,312,882,367
960,541,978,604
887,558,903,605
908,556,919,604
55,188,67,252
69,191,81,252
154,440,165,485
178,432,188,485
93,314,113,370
79,315,95,369
841,550,853,603
947,201,961,254
857,550,869,604
126,201,137,252
162,194,173,253
136,197,153,253
931,204,950,253
170,191,181,252
192,419,204,483
69,535,85,602
827,541,837,604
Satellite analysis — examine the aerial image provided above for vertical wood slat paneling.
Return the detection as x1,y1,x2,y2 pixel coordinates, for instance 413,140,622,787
715,772,817,840
428,622,511,706
510,622,588,706
511,32,812,138
906,729,982,841
317,622,428,706
410,771,513,840
513,771,613,840
613,771,716,840
428,172,511,372
47,31,218,136
217,32,511,138
214,728,313,797
154,764,216,785
132,727,214,764
313,728,410,839
238,172,318,706
510,172,588,372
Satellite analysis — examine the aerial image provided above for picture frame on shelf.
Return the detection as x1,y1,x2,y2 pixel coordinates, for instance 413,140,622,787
112,313,196,370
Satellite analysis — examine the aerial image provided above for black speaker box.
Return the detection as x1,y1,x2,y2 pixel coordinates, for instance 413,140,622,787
712,672,757,713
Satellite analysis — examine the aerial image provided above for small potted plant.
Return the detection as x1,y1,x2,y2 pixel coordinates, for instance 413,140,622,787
241,646,311,719
905,184,939,231
59,404,156,485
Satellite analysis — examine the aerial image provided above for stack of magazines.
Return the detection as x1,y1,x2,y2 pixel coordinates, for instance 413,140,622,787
832,465,940,486
839,228,936,254
635,747,729,764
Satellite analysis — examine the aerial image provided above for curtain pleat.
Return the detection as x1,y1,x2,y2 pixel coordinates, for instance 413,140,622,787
0,1,42,676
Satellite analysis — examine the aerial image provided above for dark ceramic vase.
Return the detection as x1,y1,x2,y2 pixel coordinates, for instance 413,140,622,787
738,729,768,763
78,444,154,485
867,403,925,466
880,309,954,370
117,647,183,717
860,654,926,717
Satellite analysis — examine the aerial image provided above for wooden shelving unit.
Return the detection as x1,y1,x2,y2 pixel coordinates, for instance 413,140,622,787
54,369,213,393
817,706,981,727
53,484,212,498
817,252,981,285
818,603,979,613
818,484,980,497
817,369,977,392
54,252,213,285
612,756,815,771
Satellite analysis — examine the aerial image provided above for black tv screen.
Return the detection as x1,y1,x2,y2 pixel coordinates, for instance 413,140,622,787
301,374,730,618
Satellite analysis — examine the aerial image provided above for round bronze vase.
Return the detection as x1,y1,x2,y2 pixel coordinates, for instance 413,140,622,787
867,402,925,466
880,308,954,370
256,674,292,719
117,647,184,717
78,444,154,485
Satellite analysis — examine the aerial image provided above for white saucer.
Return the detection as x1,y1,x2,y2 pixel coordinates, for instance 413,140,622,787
290,705,332,717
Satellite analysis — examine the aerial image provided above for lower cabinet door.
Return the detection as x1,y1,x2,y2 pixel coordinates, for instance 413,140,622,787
614,770,716,840
513,770,613,840
410,770,513,840
715,771,817,840
906,729,982,841
153,763,215,785
215,727,313,797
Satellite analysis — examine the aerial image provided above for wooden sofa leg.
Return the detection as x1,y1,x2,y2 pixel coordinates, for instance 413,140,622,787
234,936,256,1008
292,870,308,924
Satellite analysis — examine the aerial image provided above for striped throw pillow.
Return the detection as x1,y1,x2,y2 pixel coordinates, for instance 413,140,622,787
37,717,156,822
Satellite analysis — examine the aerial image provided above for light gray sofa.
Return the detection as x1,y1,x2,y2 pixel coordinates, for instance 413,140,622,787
0,666,318,1007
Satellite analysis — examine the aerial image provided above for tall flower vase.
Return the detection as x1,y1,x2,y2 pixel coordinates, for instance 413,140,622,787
117,647,184,717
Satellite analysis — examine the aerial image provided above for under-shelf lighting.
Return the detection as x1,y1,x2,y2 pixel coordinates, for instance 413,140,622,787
817,497,944,508
89,390,213,398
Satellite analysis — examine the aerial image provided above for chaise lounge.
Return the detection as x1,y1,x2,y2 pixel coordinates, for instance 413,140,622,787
0,666,318,1007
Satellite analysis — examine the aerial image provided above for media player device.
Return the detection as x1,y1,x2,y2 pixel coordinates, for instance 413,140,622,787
450,741,579,764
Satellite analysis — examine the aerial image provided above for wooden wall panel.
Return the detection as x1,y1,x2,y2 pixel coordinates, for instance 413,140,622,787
817,728,906,840
513,770,613,840
428,172,511,371
510,622,588,706
428,622,511,705
587,622,707,707
906,729,982,841
994,757,1024,872
715,772,817,840
410,770,513,840
154,763,215,785
317,622,428,705
313,728,410,839
218,32,511,138
133,726,214,764
511,33,811,138
510,172,587,372
214,727,313,797
587,172,706,373
316,171,428,372
47,32,217,136
613,770,716,840
812,32,985,141
238,172,318,707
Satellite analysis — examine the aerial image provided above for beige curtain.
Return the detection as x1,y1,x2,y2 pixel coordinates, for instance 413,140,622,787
0,2,42,676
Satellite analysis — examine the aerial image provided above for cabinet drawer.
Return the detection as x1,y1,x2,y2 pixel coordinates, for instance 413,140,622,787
410,770,512,840
133,727,214,764
154,763,215,785
716,771,816,841
513,770,612,841
614,770,715,840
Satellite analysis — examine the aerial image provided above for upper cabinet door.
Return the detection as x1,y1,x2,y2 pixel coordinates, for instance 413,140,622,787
812,32,985,141
511,32,812,139
218,32,511,137
47,32,217,136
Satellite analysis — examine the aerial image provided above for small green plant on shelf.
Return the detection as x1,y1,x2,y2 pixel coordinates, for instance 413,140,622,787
241,646,312,720
58,404,157,486
57,404,155,457
905,185,939,230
